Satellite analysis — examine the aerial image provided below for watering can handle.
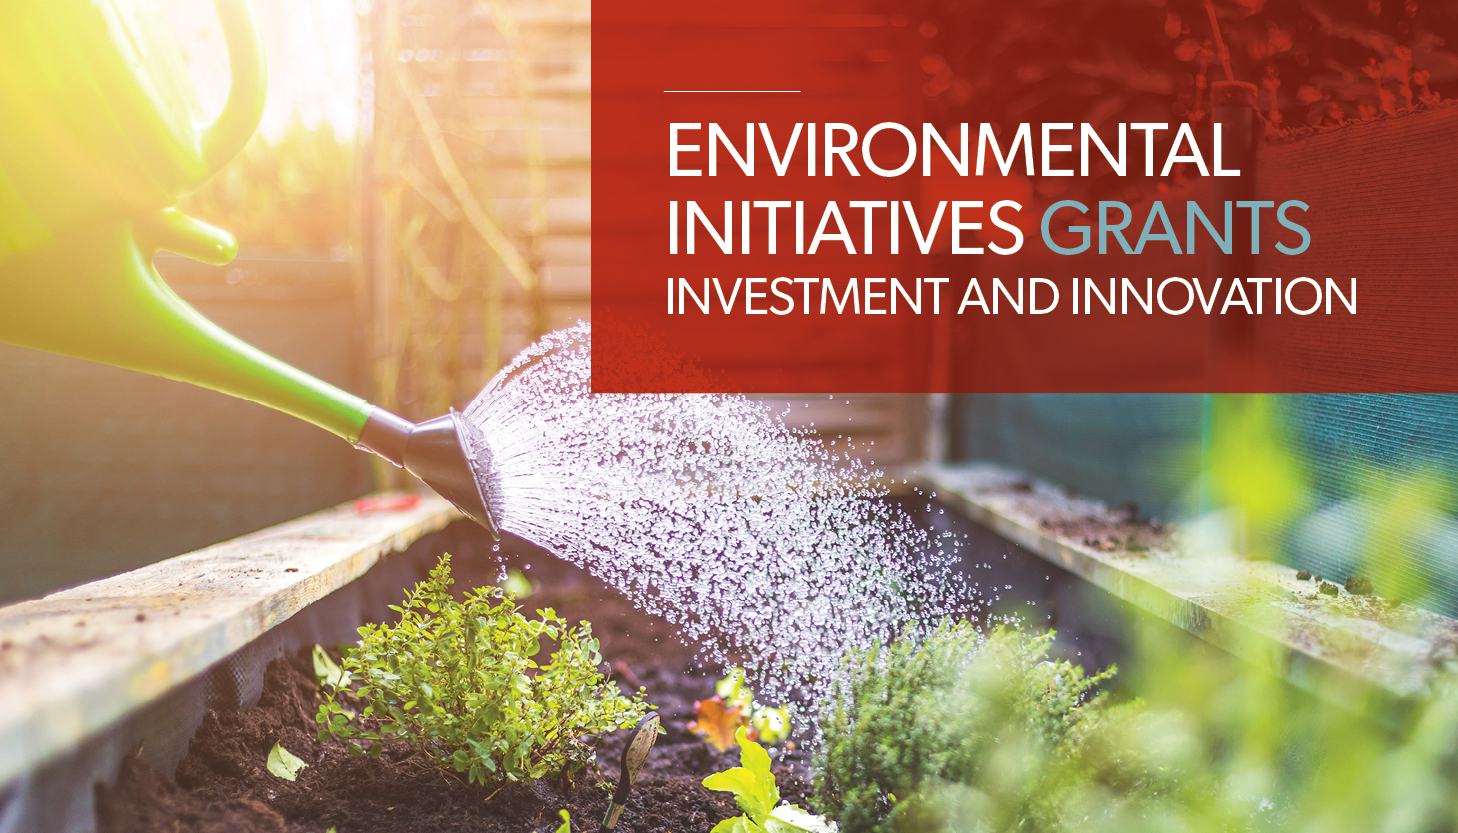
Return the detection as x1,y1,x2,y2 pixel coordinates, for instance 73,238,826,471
201,0,268,176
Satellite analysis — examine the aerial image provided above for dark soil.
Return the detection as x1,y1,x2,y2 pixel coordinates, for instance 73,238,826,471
96,555,812,833
1344,576,1374,596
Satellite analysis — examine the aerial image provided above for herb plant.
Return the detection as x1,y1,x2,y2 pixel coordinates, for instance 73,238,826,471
316,554,648,786
816,615,1458,833
813,623,1117,833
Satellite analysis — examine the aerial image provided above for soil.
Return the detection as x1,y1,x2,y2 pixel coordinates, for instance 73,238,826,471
1344,576,1374,596
978,477,1172,554
95,553,813,833
1035,503,1171,554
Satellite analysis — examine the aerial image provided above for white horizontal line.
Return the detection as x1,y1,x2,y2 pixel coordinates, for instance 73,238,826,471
663,90,802,93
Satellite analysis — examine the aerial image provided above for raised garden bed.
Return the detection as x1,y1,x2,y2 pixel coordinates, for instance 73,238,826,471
95,529,814,833
7,468,1458,833
78,487,1203,833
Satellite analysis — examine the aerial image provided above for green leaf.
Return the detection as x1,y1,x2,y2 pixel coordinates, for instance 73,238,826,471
750,706,792,744
703,767,759,800
266,742,308,781
554,809,571,833
737,729,778,813
716,668,752,710
312,644,348,688
711,817,765,833
702,728,779,824
765,804,838,833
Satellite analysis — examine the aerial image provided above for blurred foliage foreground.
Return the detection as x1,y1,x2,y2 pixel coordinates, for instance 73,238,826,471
814,621,1458,833
810,396,1458,832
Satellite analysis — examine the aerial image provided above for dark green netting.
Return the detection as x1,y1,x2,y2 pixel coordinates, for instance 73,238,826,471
950,394,1205,521
1280,395,1458,613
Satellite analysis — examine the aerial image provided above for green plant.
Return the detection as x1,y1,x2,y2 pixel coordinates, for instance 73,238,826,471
705,728,837,833
813,622,1118,833
1045,621,1458,833
816,612,1458,833
316,554,648,786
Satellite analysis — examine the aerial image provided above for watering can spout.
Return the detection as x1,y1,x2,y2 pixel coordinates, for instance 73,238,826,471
357,409,501,535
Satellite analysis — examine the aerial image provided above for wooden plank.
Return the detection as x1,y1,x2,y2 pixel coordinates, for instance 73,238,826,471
913,463,1458,715
0,495,460,789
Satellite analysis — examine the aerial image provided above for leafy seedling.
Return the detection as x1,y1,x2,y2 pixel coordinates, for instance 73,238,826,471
554,809,571,833
602,712,661,829
703,727,837,833
266,742,308,781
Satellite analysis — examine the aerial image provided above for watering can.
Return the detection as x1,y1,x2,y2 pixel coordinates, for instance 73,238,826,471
0,0,498,533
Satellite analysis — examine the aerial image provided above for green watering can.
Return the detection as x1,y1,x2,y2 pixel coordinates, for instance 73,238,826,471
0,0,498,533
